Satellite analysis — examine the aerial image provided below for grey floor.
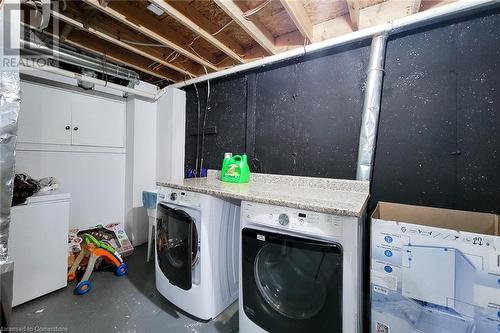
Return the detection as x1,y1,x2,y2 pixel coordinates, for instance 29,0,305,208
12,244,239,333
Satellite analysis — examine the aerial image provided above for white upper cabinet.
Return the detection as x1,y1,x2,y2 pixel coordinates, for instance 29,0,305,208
71,93,125,148
18,81,126,149
19,82,72,145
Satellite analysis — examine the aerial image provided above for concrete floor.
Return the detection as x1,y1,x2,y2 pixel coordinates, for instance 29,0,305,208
12,244,239,333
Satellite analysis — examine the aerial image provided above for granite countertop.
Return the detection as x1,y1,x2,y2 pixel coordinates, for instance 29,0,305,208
157,170,369,217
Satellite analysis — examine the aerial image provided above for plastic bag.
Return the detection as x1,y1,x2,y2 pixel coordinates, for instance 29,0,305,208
12,173,41,206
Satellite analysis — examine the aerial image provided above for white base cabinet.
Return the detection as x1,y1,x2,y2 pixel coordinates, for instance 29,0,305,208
9,192,70,306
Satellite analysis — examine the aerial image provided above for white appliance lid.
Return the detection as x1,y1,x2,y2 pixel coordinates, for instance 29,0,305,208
25,191,71,204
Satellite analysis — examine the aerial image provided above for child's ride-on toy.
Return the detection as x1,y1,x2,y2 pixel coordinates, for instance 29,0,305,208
68,233,128,295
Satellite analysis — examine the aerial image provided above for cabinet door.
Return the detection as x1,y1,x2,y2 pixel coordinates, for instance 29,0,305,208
18,82,72,145
71,94,125,148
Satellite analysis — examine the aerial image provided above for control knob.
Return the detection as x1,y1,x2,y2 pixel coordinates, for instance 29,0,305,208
170,192,178,201
278,213,290,226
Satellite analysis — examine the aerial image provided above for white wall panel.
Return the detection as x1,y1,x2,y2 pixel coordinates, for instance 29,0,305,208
157,87,186,181
15,151,125,230
125,97,157,246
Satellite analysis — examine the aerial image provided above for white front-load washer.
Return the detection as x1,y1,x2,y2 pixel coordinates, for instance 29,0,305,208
239,201,363,332
155,186,240,320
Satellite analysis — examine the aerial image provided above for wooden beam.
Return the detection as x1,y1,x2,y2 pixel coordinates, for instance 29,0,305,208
273,15,355,52
312,15,354,43
50,10,197,77
346,0,361,30
358,0,422,30
67,30,182,82
279,0,314,42
214,0,278,55
20,17,180,82
167,1,269,60
149,0,245,63
81,0,220,71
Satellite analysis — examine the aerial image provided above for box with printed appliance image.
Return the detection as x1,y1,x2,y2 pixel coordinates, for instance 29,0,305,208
370,202,500,333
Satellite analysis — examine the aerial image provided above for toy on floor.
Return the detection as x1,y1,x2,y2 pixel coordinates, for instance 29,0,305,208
67,233,128,295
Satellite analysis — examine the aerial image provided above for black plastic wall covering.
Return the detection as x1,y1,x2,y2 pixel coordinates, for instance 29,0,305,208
184,9,500,215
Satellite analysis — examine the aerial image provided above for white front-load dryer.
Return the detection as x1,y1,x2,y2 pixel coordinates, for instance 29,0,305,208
239,201,363,332
155,187,240,320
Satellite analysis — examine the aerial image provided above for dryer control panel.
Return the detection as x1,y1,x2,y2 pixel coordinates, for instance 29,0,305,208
157,187,201,208
242,201,343,238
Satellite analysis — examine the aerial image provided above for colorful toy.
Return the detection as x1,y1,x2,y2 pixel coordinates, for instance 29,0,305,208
67,233,128,295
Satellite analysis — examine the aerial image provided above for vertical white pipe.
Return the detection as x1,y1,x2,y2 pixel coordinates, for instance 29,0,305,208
356,34,388,181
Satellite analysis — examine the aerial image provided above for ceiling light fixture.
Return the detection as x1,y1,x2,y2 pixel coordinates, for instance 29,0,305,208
147,3,165,16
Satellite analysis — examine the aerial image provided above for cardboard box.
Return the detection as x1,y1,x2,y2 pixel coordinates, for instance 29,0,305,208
68,223,134,270
370,202,500,333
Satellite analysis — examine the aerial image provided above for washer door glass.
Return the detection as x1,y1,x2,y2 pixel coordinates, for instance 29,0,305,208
241,228,343,332
255,244,327,320
156,204,196,291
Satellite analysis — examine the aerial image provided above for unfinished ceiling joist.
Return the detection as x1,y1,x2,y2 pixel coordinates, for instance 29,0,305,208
81,0,220,71
22,0,488,85
149,0,245,64
50,10,195,78
280,0,314,42
21,20,179,82
357,0,422,29
66,30,183,82
312,16,354,43
214,0,278,55
169,0,497,89
346,0,361,30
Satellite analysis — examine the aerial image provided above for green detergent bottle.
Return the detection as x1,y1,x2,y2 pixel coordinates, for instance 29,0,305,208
221,153,250,183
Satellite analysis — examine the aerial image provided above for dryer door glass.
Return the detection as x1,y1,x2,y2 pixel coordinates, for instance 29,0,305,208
156,203,194,291
242,228,343,332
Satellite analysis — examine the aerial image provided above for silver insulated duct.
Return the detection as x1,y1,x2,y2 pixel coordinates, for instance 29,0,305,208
356,34,388,182
1,1,21,326
20,37,140,86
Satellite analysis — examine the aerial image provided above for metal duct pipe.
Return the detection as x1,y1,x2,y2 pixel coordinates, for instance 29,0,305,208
356,34,388,181
20,38,140,85
20,60,156,99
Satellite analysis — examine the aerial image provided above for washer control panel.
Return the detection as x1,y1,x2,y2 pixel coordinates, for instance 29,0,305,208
242,201,343,237
158,187,201,207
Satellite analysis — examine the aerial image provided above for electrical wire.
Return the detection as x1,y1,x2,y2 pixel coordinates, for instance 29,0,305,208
199,66,210,175
164,50,177,62
212,21,233,36
242,0,271,20
119,39,175,48
193,81,201,177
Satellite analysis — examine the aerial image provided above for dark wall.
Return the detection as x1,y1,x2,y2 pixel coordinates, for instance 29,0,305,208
185,43,370,178
371,10,500,214
184,9,500,215
185,75,248,173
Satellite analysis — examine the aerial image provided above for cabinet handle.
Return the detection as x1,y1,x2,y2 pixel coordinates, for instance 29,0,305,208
65,126,70,130
73,127,79,131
